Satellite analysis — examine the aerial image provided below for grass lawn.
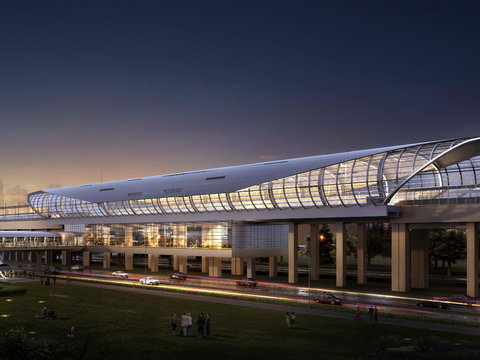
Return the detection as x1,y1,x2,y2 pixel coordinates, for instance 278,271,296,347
0,282,478,360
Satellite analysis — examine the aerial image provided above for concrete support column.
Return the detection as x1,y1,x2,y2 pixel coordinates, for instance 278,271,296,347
178,256,188,273
246,257,256,279
310,224,320,281
231,257,243,275
269,256,277,278
466,223,479,298
336,222,347,287
150,254,159,272
82,251,91,267
103,252,111,269
411,229,429,289
125,253,134,270
356,223,367,285
173,255,179,271
288,223,298,283
147,254,152,270
202,257,209,273
391,223,411,292
208,257,222,277
61,250,72,266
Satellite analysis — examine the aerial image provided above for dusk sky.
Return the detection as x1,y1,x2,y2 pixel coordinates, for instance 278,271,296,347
1,1,479,204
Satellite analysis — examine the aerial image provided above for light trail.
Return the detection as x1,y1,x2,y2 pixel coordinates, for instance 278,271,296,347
56,271,480,311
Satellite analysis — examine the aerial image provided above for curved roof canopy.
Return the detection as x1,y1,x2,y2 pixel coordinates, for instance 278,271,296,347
27,137,480,219
40,140,444,202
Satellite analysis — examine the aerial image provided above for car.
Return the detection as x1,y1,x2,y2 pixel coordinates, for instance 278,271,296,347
312,292,342,305
416,298,449,309
139,277,160,285
112,271,129,278
71,265,83,271
170,272,187,280
236,278,258,287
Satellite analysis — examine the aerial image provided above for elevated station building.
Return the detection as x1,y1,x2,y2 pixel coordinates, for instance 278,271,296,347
1,137,479,296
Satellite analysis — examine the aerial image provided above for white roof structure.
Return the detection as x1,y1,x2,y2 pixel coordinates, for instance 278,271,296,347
27,137,480,220
43,140,439,203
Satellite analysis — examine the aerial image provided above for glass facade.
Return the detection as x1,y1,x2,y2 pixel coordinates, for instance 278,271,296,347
84,222,231,249
26,138,480,219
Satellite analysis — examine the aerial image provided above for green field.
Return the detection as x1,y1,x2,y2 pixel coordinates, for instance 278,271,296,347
0,281,478,360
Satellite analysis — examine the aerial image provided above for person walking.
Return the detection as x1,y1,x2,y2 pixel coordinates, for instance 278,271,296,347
205,313,211,336
170,314,177,335
290,312,296,328
196,313,205,338
187,313,192,336
373,307,378,322
285,312,291,328
354,305,362,321
53,276,56,285
368,307,374,321
180,312,189,337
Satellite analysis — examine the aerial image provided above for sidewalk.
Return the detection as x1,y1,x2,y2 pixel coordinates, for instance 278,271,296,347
71,280,480,336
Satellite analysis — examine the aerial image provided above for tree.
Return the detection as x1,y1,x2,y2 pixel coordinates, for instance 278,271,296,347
318,224,335,265
429,229,466,276
366,223,391,265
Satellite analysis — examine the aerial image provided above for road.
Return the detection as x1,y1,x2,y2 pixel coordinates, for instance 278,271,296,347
56,268,480,324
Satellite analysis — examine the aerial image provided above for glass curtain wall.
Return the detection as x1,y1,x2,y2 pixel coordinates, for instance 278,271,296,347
84,222,231,249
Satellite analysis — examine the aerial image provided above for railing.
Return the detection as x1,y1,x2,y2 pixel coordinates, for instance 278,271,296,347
0,204,43,222
0,238,85,249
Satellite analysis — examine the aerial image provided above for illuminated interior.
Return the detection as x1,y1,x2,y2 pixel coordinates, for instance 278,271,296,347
84,222,230,249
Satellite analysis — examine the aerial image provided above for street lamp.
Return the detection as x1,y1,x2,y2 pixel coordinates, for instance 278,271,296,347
307,236,312,309
309,231,326,308
144,238,147,277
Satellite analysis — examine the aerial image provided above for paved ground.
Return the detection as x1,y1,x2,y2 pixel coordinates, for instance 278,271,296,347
69,280,480,336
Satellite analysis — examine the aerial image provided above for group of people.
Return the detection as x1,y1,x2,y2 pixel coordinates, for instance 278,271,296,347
354,305,379,322
285,312,296,328
170,312,211,338
368,306,379,322
39,275,56,286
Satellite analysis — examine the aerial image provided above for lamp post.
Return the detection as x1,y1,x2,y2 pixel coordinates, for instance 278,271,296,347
144,237,147,277
307,239,312,309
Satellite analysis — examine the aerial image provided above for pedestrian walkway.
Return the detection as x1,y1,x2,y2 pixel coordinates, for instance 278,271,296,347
70,280,480,336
